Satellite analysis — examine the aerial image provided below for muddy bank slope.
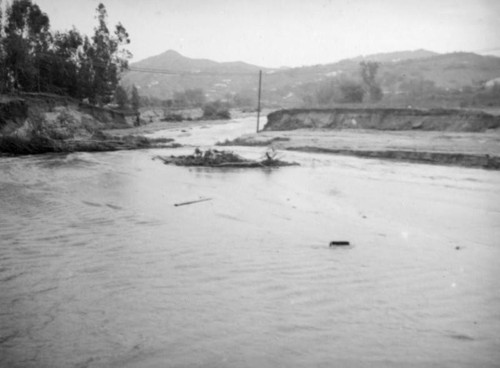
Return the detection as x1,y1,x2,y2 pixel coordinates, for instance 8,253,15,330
0,94,174,155
265,108,500,132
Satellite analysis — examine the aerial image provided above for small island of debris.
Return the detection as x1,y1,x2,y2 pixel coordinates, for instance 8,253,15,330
155,148,299,168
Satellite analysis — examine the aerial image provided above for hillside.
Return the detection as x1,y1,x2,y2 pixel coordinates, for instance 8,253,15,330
122,50,267,102
121,50,500,107
131,49,265,74
380,52,500,89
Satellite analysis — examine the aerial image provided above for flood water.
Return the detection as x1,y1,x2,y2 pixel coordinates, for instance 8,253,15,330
1,118,500,367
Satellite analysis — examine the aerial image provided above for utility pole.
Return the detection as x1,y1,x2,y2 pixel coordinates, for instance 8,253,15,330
256,70,262,133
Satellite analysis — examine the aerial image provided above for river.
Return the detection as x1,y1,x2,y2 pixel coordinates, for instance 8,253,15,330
1,117,500,367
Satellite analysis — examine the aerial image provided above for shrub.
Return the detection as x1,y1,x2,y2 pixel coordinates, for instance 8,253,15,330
202,101,231,120
339,80,365,103
161,113,184,122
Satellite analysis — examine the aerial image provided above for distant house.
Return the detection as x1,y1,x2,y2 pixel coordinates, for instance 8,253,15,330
485,77,500,89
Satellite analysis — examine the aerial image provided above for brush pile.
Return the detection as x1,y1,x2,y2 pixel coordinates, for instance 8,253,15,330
155,148,298,168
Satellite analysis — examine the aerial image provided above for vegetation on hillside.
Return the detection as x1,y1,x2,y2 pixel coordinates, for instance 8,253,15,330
2,1,497,111
298,55,500,108
360,61,383,103
122,49,500,109
301,62,382,105
202,100,231,120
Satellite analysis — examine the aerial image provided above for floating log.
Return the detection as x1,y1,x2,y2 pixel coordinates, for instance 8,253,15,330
174,198,212,207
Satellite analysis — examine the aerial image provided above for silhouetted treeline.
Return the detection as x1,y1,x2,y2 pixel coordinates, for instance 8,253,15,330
0,0,131,105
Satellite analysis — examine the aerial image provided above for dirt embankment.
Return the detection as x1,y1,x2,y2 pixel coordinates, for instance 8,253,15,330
265,108,500,132
0,94,172,155
0,96,29,134
0,93,132,134
217,107,500,170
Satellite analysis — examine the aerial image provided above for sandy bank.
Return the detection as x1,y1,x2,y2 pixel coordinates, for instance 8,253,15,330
218,129,500,169
103,118,230,137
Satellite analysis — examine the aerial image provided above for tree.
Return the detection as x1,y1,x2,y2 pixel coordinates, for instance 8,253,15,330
0,0,6,92
339,79,365,103
0,0,132,103
131,85,141,112
114,85,129,109
232,90,255,108
368,84,383,103
77,35,97,101
172,90,188,107
360,61,383,102
45,28,84,95
2,0,51,91
202,100,231,120
90,3,131,105
314,79,337,106
172,89,206,108
400,77,437,99
184,88,206,107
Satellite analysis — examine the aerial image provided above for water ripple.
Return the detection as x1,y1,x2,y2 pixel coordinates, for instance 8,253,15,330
1,141,500,368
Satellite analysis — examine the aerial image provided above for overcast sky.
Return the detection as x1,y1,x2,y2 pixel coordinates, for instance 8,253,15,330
31,0,500,68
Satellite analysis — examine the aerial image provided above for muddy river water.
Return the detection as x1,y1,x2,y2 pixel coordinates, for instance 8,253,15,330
1,118,500,367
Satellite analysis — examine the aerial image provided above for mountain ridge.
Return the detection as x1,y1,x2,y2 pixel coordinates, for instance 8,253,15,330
121,49,500,106
131,49,267,73
130,49,438,72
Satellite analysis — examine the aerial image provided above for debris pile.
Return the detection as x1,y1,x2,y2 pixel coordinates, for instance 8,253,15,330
155,148,298,168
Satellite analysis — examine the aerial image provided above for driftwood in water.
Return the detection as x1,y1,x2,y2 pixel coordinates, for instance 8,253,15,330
155,149,298,168
174,198,212,207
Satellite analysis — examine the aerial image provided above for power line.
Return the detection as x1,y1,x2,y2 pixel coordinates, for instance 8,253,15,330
34,51,261,76
127,66,260,77
16,47,500,79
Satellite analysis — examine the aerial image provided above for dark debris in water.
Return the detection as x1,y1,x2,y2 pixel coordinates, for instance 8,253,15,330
154,149,299,168
448,333,475,341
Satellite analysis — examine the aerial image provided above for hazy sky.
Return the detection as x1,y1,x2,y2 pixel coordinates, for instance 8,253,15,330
31,0,500,67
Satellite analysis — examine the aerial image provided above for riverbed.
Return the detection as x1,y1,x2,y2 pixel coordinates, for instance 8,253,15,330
1,117,500,367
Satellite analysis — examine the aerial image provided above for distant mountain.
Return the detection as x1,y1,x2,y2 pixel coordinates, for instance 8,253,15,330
132,49,219,71
131,49,265,74
121,49,500,107
122,50,267,101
